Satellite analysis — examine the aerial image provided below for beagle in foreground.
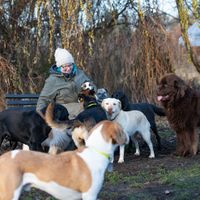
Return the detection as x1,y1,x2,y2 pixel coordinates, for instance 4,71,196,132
0,120,128,200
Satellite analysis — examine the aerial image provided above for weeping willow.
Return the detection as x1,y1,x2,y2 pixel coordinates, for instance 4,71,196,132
137,0,144,21
176,0,190,52
36,0,43,61
35,0,90,65
192,0,199,19
176,0,200,73
134,0,172,100
85,0,94,55
47,2,55,62
60,0,68,48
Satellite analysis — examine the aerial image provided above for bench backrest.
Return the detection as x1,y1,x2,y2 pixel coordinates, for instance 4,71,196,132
5,94,39,110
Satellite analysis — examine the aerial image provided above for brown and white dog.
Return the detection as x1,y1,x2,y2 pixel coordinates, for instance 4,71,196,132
0,120,128,200
102,98,155,163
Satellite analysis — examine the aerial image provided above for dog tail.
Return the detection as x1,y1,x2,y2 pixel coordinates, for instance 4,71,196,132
45,103,74,130
151,104,166,116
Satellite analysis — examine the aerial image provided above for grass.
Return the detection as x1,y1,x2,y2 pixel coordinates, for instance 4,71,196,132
101,163,200,200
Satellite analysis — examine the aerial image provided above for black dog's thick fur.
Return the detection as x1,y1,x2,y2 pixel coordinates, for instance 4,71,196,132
0,104,69,151
112,90,166,149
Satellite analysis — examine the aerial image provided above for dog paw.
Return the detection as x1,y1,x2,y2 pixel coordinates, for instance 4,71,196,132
149,155,155,158
118,159,124,163
22,144,30,151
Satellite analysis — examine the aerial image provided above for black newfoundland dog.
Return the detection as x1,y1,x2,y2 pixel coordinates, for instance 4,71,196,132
0,104,69,152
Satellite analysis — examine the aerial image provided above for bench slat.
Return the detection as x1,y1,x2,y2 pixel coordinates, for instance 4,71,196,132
6,100,38,106
5,106,36,110
5,94,39,99
5,93,39,110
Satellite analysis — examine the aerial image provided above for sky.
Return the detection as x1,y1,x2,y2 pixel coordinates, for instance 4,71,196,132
159,0,178,17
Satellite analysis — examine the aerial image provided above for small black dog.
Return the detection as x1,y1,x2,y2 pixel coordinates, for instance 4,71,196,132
77,93,107,123
112,90,166,150
0,104,69,151
44,94,108,152
46,94,108,133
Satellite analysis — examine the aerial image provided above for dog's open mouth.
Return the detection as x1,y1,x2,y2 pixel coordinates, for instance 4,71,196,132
157,95,169,101
107,110,115,116
107,111,113,116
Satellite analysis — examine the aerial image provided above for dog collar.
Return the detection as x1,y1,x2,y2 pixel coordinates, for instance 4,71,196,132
85,102,98,109
91,147,110,160
110,113,118,121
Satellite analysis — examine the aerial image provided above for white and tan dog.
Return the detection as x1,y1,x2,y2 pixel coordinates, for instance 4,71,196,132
0,120,128,200
102,98,155,163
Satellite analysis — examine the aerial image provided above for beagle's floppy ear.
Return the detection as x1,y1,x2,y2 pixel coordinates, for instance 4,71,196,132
112,125,128,145
117,99,122,110
101,99,105,108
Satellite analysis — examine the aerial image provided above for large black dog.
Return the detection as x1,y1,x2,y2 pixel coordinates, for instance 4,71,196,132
112,90,166,149
0,104,69,152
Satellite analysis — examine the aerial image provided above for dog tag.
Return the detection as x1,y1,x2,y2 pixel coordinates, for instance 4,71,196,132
107,163,113,172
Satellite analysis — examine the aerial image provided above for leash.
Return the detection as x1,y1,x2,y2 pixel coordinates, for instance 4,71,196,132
91,147,110,161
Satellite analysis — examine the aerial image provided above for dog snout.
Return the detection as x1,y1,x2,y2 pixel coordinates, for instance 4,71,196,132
107,107,113,115
81,83,87,90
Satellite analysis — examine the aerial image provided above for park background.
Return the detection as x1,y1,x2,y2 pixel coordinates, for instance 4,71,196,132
1,1,200,199
0,0,200,109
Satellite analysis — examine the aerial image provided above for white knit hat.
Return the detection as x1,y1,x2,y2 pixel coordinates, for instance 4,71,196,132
54,48,74,67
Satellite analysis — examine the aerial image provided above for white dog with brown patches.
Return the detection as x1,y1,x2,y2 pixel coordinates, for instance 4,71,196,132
0,120,128,200
101,98,155,163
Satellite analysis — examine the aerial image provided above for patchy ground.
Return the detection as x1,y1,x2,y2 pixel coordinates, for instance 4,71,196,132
1,117,200,200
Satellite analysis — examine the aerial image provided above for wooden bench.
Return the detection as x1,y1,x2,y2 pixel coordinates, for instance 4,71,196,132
5,94,39,110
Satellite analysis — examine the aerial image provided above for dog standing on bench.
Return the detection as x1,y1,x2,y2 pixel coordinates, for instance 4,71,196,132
112,90,165,149
102,98,155,163
0,120,128,200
